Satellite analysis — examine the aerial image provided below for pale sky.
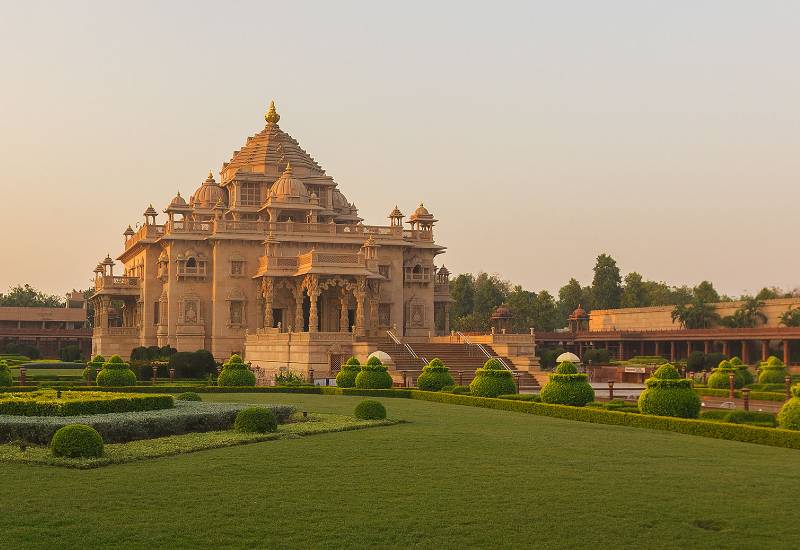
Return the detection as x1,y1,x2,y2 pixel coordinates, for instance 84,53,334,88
1,1,798,298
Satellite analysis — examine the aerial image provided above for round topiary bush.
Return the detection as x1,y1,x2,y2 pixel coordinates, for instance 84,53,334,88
176,392,202,401
707,360,745,389
416,357,455,392
83,354,105,381
469,359,517,398
355,356,393,389
777,385,800,430
0,360,12,386
759,356,787,384
96,355,137,387
50,424,104,458
539,361,595,406
234,407,278,433
217,354,256,387
354,399,387,420
638,364,701,419
335,356,361,388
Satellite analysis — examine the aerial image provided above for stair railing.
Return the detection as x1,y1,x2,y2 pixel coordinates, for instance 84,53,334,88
386,330,428,365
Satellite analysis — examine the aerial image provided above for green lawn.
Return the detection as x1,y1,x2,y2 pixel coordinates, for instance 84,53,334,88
1,393,799,549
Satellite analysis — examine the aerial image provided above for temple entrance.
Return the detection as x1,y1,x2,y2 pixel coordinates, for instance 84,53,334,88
272,308,283,329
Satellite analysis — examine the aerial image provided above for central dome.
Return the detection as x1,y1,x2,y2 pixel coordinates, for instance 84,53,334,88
191,171,227,209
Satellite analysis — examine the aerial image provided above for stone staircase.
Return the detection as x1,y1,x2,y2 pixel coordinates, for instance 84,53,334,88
362,337,539,390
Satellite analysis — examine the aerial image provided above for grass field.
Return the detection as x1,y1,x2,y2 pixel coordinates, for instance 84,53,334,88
2,393,799,549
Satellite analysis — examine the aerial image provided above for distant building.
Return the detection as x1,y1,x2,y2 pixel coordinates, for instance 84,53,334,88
536,298,800,365
0,290,91,358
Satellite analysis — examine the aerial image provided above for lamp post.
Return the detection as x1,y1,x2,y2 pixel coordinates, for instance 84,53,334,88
786,375,793,402
728,372,735,400
742,388,751,411
607,380,615,401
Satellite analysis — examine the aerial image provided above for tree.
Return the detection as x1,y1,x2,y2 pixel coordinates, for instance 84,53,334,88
621,272,648,308
591,254,622,310
449,274,475,321
692,281,720,304
557,278,584,322
780,307,800,327
0,284,64,307
671,298,720,329
720,296,766,328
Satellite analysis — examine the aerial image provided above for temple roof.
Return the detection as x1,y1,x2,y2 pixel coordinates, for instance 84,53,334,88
222,101,326,182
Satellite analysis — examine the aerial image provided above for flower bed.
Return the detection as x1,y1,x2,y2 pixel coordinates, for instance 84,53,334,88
0,401,294,444
0,390,174,416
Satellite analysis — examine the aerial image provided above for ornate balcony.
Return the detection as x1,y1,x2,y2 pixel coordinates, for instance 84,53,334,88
94,276,141,296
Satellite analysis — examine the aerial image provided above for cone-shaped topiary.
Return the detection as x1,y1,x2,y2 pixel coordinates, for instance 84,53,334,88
96,355,137,386
335,356,361,388
707,360,745,389
217,354,256,386
416,357,455,391
355,356,393,389
777,385,800,430
235,407,278,433
83,354,105,381
469,358,517,397
0,360,12,386
50,424,104,458
638,364,701,418
540,361,594,406
728,356,755,385
759,356,787,384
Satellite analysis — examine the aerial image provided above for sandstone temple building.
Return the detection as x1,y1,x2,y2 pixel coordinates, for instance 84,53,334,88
89,101,463,380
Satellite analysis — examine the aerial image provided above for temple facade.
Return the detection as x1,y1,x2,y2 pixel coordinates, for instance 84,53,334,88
90,102,452,377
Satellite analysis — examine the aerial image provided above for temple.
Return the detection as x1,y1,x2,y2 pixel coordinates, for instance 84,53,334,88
89,101,456,380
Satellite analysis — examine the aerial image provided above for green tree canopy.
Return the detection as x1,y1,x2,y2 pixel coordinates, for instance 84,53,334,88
0,284,64,307
591,254,622,310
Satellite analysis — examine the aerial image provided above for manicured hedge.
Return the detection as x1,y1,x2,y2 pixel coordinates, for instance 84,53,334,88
469,359,517,397
0,402,294,444
355,357,393,389
695,387,786,402
235,407,278,433
540,362,594,406
354,399,387,420
416,358,455,392
335,357,361,388
217,354,256,387
0,361,12,386
50,424,104,458
0,391,174,416
638,364,701,419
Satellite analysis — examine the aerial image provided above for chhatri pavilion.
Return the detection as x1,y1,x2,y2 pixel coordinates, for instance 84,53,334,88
89,101,455,380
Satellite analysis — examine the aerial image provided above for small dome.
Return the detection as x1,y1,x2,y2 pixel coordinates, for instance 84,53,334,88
269,162,308,200
411,203,432,219
491,305,512,320
102,254,115,266
191,171,227,209
368,350,394,367
143,204,158,217
168,192,188,208
556,352,581,364
123,225,135,236
570,304,588,319
389,205,404,218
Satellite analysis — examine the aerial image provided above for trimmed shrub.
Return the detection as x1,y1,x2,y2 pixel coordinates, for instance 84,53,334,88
539,347,566,370
168,350,217,379
0,391,173,416
234,407,278,433
777,385,800,431
355,357,393,389
83,355,105,381
540,361,594,406
335,357,361,388
0,360,12,386
686,351,706,373
498,393,541,402
130,346,149,361
96,356,137,387
707,360,745,389
217,354,256,387
584,348,611,365
469,359,517,397
704,352,726,371
638,364,701,419
146,346,162,360
759,357,788,384
176,392,202,401
354,399,387,420
50,424,104,458
416,357,455,392
59,344,82,362
448,385,471,395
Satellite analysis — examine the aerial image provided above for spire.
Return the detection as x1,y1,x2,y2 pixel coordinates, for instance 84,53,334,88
207,170,214,181
284,160,292,174
265,100,280,124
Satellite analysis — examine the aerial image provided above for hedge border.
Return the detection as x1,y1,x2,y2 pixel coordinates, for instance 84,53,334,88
695,388,786,402
1,385,798,450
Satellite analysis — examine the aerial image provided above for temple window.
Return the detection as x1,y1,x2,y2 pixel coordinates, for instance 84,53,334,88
229,301,244,326
230,260,245,276
240,183,260,206
177,255,208,278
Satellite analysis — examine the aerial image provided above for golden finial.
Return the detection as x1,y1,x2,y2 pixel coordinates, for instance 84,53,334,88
284,160,292,174
207,170,214,180
265,100,280,124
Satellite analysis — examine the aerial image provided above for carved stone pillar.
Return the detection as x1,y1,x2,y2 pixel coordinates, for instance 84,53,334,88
261,277,274,328
339,290,349,332
444,303,450,334
294,282,305,332
306,275,319,333
355,277,366,336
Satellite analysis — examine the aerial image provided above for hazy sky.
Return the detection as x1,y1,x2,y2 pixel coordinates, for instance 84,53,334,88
1,1,798,298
